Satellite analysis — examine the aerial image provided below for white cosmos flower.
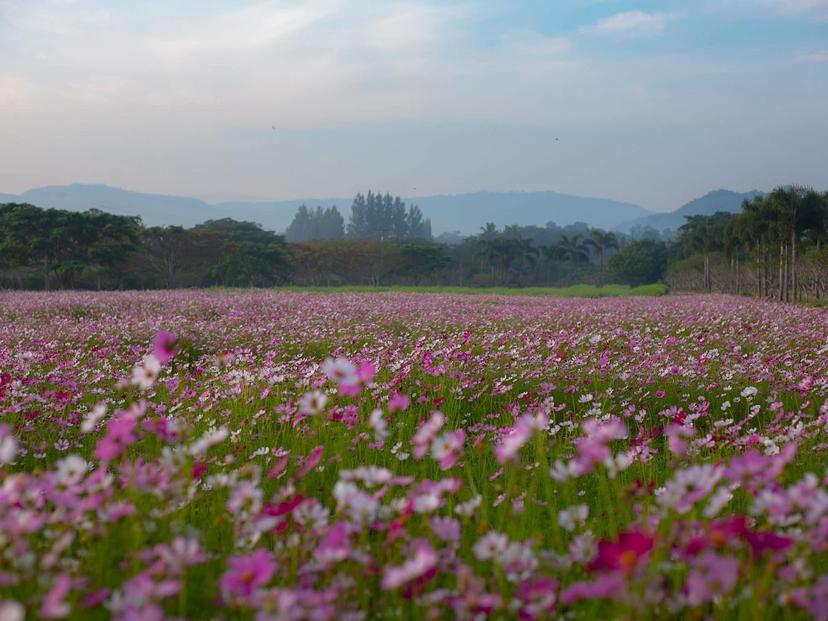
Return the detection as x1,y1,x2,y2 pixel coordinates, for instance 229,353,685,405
0,600,25,621
321,357,358,385
81,402,108,433
131,354,161,390
473,531,508,561
297,390,328,416
55,455,88,486
0,428,18,465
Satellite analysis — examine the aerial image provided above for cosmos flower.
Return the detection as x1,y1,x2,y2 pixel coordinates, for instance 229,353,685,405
81,402,108,433
412,412,444,459
220,549,277,600
0,601,24,621
515,577,558,620
473,531,509,561
94,414,137,462
431,430,465,470
560,573,626,604
0,425,18,465
685,551,740,605
381,540,438,592
321,357,358,386
588,529,654,573
40,573,72,619
297,391,328,416
151,331,179,365
131,355,161,390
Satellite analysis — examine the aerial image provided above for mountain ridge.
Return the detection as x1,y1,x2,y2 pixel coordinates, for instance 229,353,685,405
1,183,766,236
614,189,763,234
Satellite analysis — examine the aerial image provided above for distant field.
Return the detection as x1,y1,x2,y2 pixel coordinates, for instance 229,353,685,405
280,283,668,297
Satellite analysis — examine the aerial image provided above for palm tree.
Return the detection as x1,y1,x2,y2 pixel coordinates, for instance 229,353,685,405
552,234,590,265
585,229,619,285
766,186,823,301
475,223,500,282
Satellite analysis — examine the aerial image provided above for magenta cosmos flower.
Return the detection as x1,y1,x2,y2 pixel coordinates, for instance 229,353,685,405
588,529,654,573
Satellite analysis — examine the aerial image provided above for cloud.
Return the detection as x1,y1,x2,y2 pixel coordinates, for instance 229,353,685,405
0,0,579,129
796,49,828,62
498,30,571,58
750,0,828,18
580,10,674,36
0,0,826,202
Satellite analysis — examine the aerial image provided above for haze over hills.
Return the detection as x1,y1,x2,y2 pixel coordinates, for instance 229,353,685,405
402,192,649,233
615,190,763,234
1,183,765,237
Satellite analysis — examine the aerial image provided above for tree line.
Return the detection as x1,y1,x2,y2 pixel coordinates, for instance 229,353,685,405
284,192,432,243
668,186,828,301
1,186,825,297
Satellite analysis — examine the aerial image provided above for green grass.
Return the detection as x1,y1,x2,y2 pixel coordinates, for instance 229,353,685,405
277,283,668,297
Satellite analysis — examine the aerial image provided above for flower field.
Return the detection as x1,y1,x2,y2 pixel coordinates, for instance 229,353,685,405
1,290,827,621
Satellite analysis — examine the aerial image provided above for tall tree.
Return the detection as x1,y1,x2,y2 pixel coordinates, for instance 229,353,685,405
585,229,619,285
552,234,590,265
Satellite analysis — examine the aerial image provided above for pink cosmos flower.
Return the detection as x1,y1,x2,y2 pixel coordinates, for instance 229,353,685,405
315,522,351,565
685,552,739,605
295,446,324,479
448,566,502,617
572,417,627,475
494,417,533,464
338,361,376,396
381,539,438,592
321,357,375,395
388,391,411,412
666,423,695,457
40,573,72,618
494,412,548,464
94,414,137,462
430,516,461,543
412,412,444,459
151,331,178,365
220,549,277,600
560,573,626,604
515,577,558,620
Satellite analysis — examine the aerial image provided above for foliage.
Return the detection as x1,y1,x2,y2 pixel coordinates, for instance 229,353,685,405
2,185,824,294
669,187,828,301
284,205,345,243
609,239,669,286
347,191,432,241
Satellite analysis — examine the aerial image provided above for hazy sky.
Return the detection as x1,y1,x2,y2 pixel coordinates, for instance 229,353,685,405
1,0,826,211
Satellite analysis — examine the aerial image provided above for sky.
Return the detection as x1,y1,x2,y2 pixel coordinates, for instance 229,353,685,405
0,0,826,212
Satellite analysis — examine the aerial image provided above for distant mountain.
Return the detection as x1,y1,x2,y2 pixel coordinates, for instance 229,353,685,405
405,191,650,234
0,184,654,234
19,184,223,227
1,184,330,231
214,198,352,232
616,189,762,234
